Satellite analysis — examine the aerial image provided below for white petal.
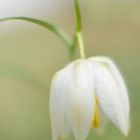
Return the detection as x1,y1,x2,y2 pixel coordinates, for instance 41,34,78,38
49,69,70,140
64,59,95,140
88,57,130,136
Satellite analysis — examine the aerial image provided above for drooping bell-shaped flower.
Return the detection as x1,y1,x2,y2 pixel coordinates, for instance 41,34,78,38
49,57,130,140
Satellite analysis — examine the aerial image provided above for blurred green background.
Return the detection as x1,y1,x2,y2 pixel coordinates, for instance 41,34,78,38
0,0,140,140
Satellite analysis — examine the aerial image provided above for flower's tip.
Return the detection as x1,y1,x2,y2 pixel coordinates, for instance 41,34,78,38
123,127,131,137
120,125,130,137
123,131,128,137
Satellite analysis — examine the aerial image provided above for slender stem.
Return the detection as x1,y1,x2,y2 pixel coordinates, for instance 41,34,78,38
74,0,82,32
77,32,85,58
74,0,86,58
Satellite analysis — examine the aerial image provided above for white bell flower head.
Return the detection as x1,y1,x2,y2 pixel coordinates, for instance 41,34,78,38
49,56,130,140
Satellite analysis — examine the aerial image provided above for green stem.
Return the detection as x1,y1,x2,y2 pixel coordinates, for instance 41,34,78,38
77,32,85,58
74,0,82,32
74,0,86,58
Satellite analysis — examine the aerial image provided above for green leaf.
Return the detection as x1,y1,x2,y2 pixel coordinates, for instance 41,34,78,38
0,17,73,50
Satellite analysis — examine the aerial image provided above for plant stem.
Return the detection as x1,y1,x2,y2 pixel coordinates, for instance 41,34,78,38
74,0,86,58
74,0,82,32
77,32,85,58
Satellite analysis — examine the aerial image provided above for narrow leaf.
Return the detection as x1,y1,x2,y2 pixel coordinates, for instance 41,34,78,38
0,17,73,49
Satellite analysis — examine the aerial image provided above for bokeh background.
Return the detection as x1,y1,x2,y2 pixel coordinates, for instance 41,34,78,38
0,0,140,140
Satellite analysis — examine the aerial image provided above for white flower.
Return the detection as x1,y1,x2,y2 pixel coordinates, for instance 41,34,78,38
49,57,130,140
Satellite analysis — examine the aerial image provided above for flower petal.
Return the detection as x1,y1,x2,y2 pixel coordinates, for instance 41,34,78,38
50,69,71,140
64,59,95,140
88,57,130,136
